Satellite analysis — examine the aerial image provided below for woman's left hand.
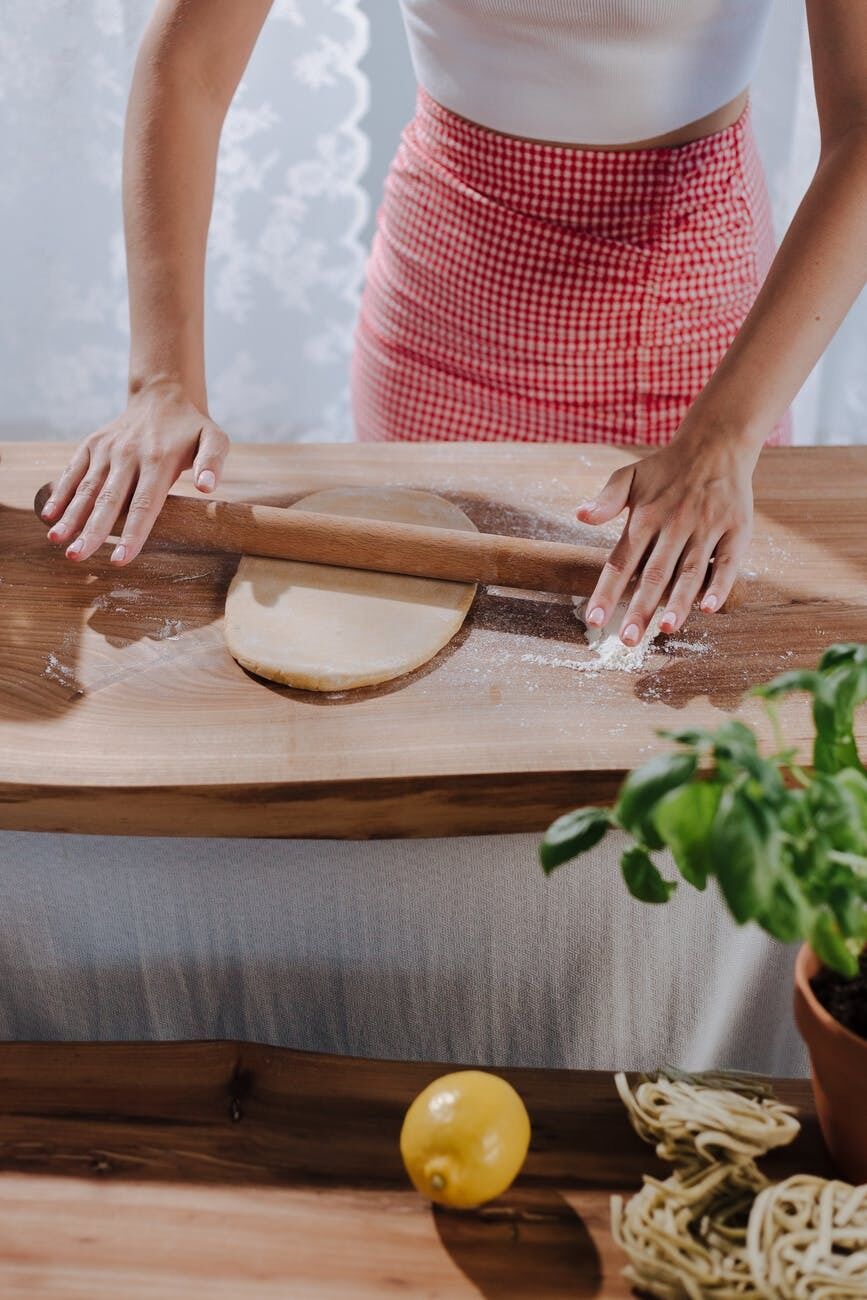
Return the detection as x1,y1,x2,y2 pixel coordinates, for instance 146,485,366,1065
576,419,759,645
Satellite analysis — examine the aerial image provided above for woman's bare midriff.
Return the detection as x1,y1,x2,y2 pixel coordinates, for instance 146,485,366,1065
449,88,750,150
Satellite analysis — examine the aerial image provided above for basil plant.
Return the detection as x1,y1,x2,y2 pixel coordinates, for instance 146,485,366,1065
540,644,867,977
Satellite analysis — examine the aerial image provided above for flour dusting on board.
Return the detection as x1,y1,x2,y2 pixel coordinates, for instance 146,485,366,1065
571,598,668,672
43,651,81,693
521,652,593,673
154,617,184,641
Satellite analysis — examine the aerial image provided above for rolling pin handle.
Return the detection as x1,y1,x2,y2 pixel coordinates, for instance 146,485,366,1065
34,482,53,517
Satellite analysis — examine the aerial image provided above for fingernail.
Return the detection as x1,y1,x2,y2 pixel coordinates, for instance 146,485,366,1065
587,605,606,626
622,623,640,646
197,469,216,492
41,499,55,519
702,594,718,612
47,526,64,542
660,610,677,631
66,539,83,557
111,544,126,564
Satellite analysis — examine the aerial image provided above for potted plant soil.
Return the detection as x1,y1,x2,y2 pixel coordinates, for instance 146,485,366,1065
540,643,867,1183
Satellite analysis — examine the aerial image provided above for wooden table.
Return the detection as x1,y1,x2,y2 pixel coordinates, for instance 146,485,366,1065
1,441,865,838
0,1042,830,1298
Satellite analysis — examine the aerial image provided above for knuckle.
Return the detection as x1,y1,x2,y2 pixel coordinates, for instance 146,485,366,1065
114,436,139,462
603,555,628,579
95,485,120,507
677,558,706,581
85,438,110,461
128,494,156,516
640,562,669,589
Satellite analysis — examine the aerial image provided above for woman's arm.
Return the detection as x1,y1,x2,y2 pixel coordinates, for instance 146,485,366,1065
579,0,867,645
42,0,274,566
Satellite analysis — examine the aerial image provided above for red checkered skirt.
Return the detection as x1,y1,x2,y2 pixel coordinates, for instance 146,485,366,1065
352,87,791,446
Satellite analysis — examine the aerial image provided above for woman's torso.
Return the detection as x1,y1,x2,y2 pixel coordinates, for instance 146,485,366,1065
398,0,775,147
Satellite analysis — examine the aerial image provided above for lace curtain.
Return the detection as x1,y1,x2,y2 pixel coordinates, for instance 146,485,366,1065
0,0,863,447
0,0,370,444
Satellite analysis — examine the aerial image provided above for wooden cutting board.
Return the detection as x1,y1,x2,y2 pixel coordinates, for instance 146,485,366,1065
0,1042,830,1298
1,440,865,838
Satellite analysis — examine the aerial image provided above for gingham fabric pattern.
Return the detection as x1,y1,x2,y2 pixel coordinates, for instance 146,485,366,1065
352,87,792,446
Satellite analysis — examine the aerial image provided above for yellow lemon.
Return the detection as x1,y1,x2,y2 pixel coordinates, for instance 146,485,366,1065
400,1070,531,1209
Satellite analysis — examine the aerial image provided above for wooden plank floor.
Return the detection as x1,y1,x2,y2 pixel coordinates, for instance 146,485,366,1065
0,1042,830,1298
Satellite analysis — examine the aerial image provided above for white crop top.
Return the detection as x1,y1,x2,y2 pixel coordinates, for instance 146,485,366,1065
399,0,775,145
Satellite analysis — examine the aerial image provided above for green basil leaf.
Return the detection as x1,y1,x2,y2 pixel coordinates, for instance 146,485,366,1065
713,720,759,755
712,722,788,794
757,873,811,945
807,771,867,855
812,666,867,774
652,782,721,890
752,669,820,701
657,727,715,750
620,845,676,904
614,753,697,838
809,908,859,978
836,765,867,806
539,806,611,874
778,787,811,845
819,643,867,673
710,788,776,924
829,889,867,943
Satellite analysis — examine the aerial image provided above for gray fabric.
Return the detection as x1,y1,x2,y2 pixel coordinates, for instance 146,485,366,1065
0,829,808,1075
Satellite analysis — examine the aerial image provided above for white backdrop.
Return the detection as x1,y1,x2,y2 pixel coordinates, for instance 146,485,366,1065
0,0,370,444
0,0,863,446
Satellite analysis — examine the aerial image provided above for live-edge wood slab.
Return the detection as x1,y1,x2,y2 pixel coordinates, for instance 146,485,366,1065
1,441,865,837
0,1041,831,1298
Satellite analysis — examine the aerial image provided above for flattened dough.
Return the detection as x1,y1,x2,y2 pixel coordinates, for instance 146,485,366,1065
224,487,477,691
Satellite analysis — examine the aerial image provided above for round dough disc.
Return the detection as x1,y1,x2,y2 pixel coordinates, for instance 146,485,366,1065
223,486,478,691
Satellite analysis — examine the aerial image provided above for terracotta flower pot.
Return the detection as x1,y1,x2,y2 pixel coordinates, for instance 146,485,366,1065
793,943,867,1184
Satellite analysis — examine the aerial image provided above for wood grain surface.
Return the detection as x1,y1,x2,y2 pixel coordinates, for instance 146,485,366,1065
0,1042,831,1298
1,441,865,838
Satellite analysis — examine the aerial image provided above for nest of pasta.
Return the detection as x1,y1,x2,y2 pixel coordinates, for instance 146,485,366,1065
611,1070,867,1299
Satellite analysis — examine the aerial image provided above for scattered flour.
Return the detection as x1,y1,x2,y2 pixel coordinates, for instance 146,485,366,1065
43,651,79,691
572,598,668,672
171,569,220,585
521,652,595,673
153,618,184,641
661,634,710,656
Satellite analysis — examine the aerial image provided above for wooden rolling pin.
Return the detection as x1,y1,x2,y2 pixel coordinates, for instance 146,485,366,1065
34,485,746,605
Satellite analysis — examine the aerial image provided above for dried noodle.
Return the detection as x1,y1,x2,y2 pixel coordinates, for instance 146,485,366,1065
614,1068,800,1165
747,1174,867,1299
611,1069,800,1300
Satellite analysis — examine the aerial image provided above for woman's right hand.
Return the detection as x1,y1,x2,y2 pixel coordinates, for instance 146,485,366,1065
40,379,229,568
